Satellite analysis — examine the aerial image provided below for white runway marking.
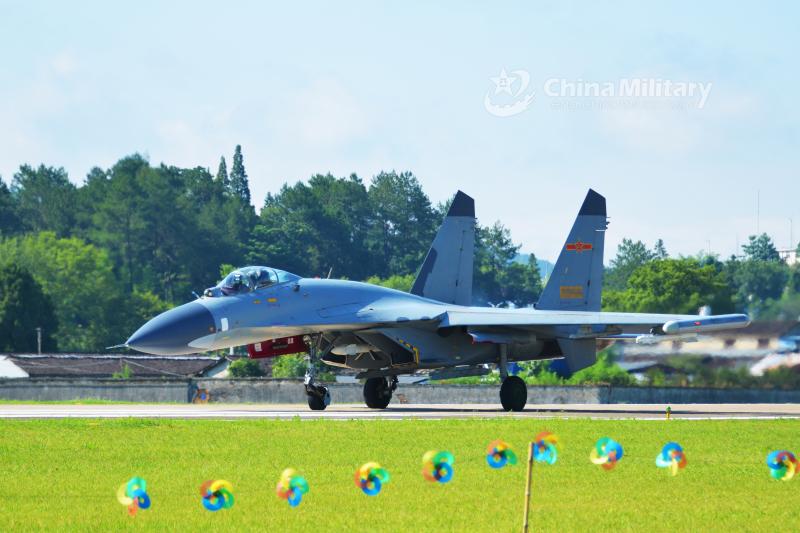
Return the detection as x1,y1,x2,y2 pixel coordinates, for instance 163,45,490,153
0,403,798,420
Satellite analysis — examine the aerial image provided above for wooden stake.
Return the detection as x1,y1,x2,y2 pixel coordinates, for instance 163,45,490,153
522,441,534,533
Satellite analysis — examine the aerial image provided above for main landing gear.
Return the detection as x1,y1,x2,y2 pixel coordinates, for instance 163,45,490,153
498,345,527,412
304,337,330,411
363,376,397,409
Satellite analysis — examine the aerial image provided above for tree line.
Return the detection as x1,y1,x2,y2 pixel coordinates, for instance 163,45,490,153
602,235,800,319
0,147,542,352
1,147,798,353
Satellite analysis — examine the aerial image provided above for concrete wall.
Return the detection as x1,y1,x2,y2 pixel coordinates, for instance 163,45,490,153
2,378,800,404
0,378,190,403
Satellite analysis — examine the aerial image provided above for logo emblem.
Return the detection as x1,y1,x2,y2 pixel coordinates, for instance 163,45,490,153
484,68,535,117
566,241,593,253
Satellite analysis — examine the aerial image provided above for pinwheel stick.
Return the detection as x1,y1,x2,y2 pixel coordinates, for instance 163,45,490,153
522,441,534,533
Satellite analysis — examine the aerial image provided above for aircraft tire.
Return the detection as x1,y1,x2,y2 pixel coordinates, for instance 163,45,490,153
499,375,527,412
363,377,392,409
307,386,330,411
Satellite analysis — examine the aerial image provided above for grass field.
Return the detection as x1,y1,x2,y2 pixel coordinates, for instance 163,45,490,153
0,417,797,532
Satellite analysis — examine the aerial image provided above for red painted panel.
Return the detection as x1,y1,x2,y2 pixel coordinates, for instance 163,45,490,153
247,335,307,359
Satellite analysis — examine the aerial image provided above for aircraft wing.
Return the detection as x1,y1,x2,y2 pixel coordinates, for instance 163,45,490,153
438,309,750,338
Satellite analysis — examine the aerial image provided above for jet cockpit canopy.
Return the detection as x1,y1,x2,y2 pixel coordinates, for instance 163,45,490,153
203,266,300,297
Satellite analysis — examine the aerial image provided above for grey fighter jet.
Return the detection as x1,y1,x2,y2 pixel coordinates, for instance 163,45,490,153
125,190,749,411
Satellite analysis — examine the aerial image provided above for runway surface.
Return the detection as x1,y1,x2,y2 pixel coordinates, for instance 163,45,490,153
1,403,799,420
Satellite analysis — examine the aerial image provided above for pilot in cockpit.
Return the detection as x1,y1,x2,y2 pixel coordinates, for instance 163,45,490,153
203,266,295,298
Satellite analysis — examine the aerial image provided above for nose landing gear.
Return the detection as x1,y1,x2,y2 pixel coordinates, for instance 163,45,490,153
304,337,330,411
305,382,330,411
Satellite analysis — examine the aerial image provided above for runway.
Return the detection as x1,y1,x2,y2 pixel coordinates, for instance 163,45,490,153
1,403,798,420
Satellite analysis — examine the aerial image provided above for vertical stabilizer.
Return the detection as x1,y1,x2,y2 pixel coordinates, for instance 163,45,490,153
411,191,475,305
537,189,607,311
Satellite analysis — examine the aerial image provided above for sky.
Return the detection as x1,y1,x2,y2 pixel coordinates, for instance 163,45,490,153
1,1,798,262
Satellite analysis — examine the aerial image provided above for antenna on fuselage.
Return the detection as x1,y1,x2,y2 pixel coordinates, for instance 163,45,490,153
326,267,333,279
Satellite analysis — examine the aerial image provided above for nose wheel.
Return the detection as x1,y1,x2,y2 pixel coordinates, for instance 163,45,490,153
363,376,397,409
304,336,331,411
306,384,330,411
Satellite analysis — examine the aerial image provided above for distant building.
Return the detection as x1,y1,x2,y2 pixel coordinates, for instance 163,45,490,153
777,248,798,266
617,321,800,360
614,320,800,378
0,354,231,379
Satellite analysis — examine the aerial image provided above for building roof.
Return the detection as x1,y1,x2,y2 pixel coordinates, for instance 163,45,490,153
1,353,225,379
617,361,680,374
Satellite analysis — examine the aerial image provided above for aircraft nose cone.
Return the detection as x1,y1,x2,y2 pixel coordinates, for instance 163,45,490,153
126,302,216,355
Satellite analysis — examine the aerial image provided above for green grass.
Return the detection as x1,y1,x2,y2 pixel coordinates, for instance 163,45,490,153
0,417,797,532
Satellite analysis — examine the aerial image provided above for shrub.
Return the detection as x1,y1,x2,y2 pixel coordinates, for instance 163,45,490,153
228,359,265,378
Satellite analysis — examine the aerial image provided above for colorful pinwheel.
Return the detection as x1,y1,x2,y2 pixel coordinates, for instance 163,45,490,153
486,440,517,469
200,479,234,511
276,468,309,507
354,462,390,496
766,450,798,481
422,450,455,483
590,437,623,470
532,432,559,465
116,476,150,516
656,442,687,476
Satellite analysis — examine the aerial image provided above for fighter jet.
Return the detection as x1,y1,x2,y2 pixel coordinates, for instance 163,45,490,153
125,189,750,411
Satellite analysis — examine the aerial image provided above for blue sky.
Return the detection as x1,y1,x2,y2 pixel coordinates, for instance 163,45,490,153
1,1,798,261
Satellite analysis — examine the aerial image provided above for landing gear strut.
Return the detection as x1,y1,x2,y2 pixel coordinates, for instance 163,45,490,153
363,375,397,409
498,345,526,412
304,337,330,411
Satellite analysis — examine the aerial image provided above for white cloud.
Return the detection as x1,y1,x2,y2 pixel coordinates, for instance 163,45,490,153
290,78,369,146
50,51,77,76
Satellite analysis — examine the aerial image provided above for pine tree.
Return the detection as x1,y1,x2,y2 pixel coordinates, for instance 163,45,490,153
215,156,229,187
229,145,251,205
653,239,668,259
742,233,780,262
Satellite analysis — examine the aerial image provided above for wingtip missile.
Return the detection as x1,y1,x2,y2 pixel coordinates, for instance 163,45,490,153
662,314,750,335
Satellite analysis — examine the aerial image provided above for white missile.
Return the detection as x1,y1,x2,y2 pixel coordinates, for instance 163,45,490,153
662,314,750,335
636,333,698,345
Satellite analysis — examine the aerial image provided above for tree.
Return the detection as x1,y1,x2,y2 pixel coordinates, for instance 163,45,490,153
569,350,635,386
0,179,22,237
605,238,655,290
229,145,251,205
495,254,542,307
473,223,542,307
742,233,780,262
0,232,166,351
215,156,229,187
272,354,307,378
726,257,789,313
603,258,734,314
228,359,265,377
250,174,372,278
365,274,415,292
367,171,437,277
10,164,77,236
789,265,800,294
653,239,668,259
0,264,57,352
89,154,150,293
